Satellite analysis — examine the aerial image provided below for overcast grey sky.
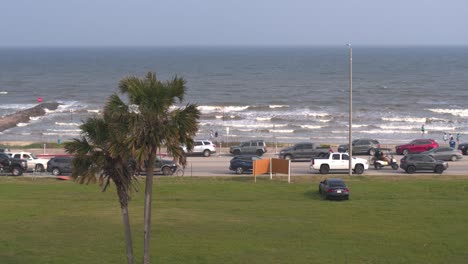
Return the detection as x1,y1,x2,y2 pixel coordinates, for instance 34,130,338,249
2,0,467,47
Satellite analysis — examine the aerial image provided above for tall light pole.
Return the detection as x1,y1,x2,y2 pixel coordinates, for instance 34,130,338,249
348,44,353,176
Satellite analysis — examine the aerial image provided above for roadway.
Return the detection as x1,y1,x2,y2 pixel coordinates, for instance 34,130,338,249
19,152,468,178
178,152,468,177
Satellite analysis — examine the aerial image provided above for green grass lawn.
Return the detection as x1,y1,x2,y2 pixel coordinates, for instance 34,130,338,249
1,176,468,264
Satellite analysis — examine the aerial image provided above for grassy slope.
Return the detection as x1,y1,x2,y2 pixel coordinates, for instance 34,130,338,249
1,176,468,264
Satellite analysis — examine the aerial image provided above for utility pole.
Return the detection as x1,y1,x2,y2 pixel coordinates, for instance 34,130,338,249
348,44,353,176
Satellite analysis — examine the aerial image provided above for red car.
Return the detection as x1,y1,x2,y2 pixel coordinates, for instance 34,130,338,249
395,139,439,155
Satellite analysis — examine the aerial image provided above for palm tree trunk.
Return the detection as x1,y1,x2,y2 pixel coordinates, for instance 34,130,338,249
121,206,135,264
143,151,155,264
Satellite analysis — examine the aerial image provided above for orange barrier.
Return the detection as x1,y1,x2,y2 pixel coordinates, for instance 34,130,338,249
253,158,291,183
271,158,289,174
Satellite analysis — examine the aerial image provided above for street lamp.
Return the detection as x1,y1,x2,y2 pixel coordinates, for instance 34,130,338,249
347,44,353,176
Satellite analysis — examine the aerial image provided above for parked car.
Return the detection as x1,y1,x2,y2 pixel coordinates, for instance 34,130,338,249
421,147,463,161
0,152,28,176
230,140,267,156
229,155,262,174
395,139,439,155
458,143,468,155
310,152,369,174
399,154,448,174
338,139,380,156
6,151,50,172
47,156,73,176
278,142,331,161
318,178,349,200
130,156,178,176
182,139,216,157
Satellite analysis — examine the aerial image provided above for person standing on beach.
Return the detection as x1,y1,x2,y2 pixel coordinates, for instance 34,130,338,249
456,133,461,145
443,133,448,143
449,138,456,148
421,125,425,136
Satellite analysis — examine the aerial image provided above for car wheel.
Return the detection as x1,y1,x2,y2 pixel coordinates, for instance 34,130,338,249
233,150,241,155
434,165,444,174
450,155,457,162
52,168,61,176
369,149,376,156
12,166,22,176
319,165,329,174
256,150,263,156
402,149,410,156
374,162,383,170
203,150,211,157
236,167,244,174
344,196,349,201
391,164,399,170
35,164,45,172
406,166,416,174
284,155,292,160
162,167,172,176
354,164,364,174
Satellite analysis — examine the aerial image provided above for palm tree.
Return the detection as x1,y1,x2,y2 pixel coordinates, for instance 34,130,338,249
64,107,138,264
109,72,200,264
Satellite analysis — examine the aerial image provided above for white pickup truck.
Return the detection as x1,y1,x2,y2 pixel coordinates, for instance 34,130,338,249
6,152,50,172
310,152,369,174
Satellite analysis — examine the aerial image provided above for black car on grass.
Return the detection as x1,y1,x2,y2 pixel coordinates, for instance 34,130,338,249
318,178,349,200
399,154,448,174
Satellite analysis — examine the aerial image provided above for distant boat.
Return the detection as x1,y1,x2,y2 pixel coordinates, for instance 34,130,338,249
0,91,8,95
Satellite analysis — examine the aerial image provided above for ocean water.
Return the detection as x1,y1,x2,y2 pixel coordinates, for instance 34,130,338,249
0,46,467,144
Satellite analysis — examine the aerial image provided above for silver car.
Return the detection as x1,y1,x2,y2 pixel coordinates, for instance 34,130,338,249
421,147,463,161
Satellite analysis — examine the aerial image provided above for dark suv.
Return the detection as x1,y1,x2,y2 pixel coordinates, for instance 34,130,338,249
338,139,380,156
0,152,28,176
400,154,448,174
458,142,468,155
230,140,267,156
47,156,73,176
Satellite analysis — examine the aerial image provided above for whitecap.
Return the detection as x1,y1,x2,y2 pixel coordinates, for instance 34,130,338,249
300,125,323,129
269,105,289,108
427,108,468,117
381,117,427,123
55,122,81,126
270,129,294,133
306,112,330,117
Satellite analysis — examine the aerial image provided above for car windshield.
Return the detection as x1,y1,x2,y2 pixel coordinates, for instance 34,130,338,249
330,182,346,187
30,153,39,159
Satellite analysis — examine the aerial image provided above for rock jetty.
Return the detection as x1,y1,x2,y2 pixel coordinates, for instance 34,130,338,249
0,102,60,132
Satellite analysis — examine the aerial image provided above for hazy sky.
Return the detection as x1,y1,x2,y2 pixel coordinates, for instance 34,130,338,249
2,0,467,47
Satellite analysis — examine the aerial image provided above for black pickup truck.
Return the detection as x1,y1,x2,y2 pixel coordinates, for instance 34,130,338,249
0,152,28,176
278,142,331,161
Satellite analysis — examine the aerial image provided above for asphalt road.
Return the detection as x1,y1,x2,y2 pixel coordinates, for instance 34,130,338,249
179,152,468,177
17,152,468,178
